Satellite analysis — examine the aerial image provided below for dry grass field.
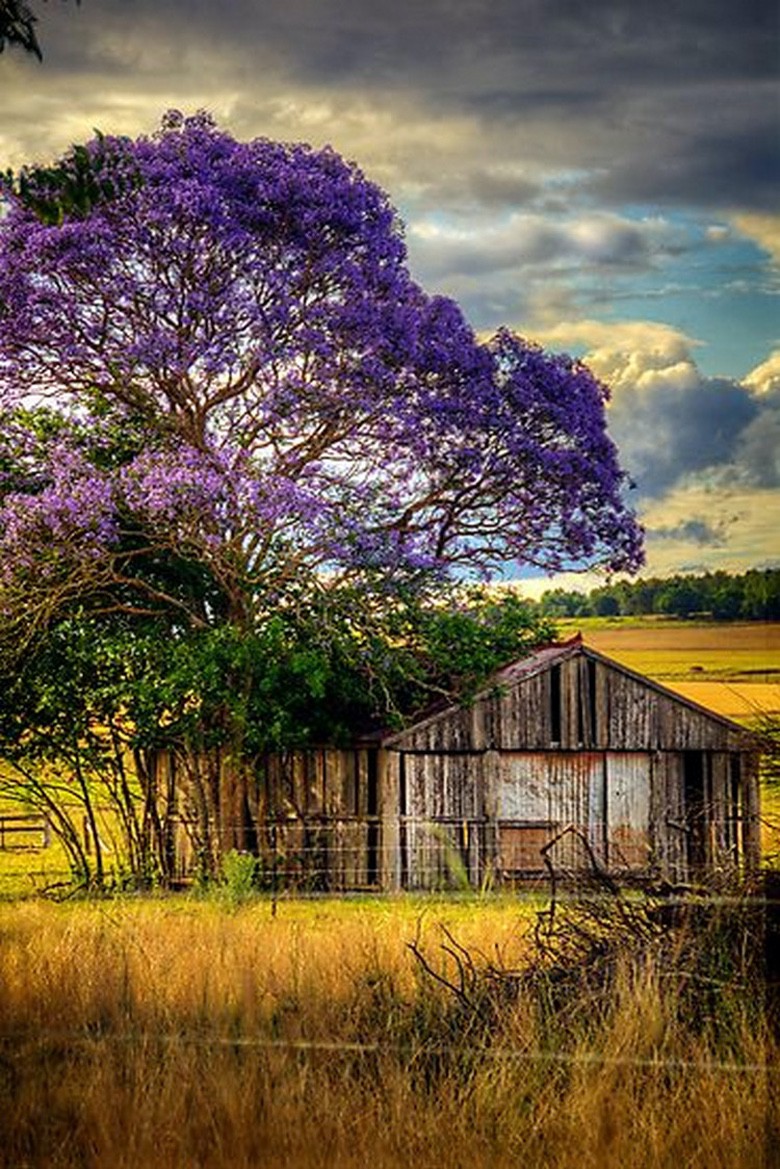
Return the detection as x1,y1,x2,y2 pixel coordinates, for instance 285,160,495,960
0,897,773,1169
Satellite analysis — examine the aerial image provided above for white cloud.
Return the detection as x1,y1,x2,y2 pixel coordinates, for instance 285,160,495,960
640,484,780,576
407,212,680,283
527,318,706,405
743,350,780,397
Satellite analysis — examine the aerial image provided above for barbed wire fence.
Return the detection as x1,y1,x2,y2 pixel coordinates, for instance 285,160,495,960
0,808,779,897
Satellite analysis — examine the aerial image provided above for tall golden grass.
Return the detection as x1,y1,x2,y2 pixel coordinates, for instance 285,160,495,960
0,896,773,1168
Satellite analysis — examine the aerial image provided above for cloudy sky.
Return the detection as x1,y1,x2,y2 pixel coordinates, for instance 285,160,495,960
2,0,778,593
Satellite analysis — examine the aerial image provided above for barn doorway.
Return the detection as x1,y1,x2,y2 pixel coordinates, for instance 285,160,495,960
683,751,709,869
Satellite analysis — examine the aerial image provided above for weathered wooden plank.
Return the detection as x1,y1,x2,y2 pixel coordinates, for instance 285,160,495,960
606,753,651,871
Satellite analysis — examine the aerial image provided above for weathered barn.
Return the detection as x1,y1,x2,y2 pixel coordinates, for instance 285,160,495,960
247,637,762,891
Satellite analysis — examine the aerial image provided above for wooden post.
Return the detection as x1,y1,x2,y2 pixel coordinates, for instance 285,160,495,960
378,748,401,891
742,752,762,873
482,749,500,886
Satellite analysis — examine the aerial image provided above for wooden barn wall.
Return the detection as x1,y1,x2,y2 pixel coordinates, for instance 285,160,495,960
648,753,687,879
390,654,750,755
163,649,762,891
251,748,379,890
401,752,484,889
494,752,601,874
393,742,759,888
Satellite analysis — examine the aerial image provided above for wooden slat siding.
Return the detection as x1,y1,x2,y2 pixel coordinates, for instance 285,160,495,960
501,672,548,749
482,748,501,882
499,754,550,821
323,749,337,817
664,752,687,881
328,748,339,814
562,658,578,748
648,752,678,881
549,753,591,869
588,754,607,862
577,655,592,749
466,817,484,886
356,750,369,817
472,700,487,750
597,662,610,749
386,644,756,756
309,751,323,815
400,752,484,888
709,753,729,866
495,753,601,873
404,754,426,888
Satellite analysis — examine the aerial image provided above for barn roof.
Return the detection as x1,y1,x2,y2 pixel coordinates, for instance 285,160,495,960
381,633,760,749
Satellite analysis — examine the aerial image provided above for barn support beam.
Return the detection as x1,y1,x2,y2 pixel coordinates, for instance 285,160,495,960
742,754,762,874
481,749,500,884
378,749,401,891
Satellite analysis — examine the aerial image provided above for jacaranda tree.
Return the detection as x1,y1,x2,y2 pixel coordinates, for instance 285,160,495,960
0,112,642,878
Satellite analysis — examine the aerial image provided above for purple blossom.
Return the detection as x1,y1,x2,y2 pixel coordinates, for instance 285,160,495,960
0,113,643,621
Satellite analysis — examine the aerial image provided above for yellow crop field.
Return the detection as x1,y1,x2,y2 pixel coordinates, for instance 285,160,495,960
559,619,780,680
555,620,780,723
663,681,780,719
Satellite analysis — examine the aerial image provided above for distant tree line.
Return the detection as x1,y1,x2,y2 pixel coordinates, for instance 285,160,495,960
537,568,780,621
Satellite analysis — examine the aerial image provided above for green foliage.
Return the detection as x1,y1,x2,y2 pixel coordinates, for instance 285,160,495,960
0,581,554,886
220,849,260,903
0,0,79,60
3,130,141,225
537,567,780,621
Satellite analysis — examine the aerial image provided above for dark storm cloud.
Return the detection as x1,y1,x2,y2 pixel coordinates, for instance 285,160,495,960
733,396,780,489
588,93,780,211
27,0,778,215
236,0,777,92
607,376,761,498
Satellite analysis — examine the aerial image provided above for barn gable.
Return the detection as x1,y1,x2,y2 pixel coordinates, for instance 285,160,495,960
383,638,754,755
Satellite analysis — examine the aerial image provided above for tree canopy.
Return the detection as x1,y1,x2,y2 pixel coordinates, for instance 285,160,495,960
0,113,641,641
537,568,780,621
